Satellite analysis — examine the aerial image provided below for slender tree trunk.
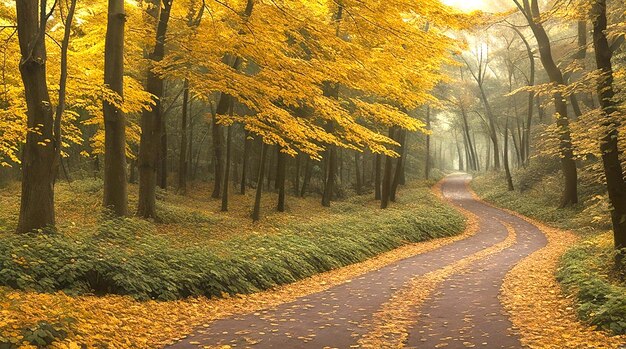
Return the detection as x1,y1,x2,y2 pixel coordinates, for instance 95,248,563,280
456,142,464,171
374,154,382,200
390,129,406,202
129,159,138,183
381,128,395,208
517,0,577,207
354,151,362,195
267,145,275,190
221,124,232,211
362,148,368,186
512,26,535,166
103,0,127,215
592,0,626,263
16,0,58,232
252,142,268,221
504,117,514,191
300,155,311,197
322,140,337,207
157,115,167,189
425,107,431,179
188,106,194,180
276,150,286,212
210,103,223,198
240,130,250,194
137,0,173,218
293,153,301,196
178,79,189,194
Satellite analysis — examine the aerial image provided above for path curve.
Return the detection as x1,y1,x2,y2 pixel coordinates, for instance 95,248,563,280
167,174,547,348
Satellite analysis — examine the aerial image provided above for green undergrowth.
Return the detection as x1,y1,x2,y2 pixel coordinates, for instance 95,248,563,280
0,181,464,301
472,161,626,335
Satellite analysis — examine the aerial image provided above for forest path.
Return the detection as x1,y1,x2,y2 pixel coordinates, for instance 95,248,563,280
167,174,546,349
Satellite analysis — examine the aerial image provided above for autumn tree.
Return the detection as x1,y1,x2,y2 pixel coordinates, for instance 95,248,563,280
513,0,579,207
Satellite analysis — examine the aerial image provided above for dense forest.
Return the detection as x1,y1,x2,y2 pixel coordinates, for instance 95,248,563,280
1,0,626,348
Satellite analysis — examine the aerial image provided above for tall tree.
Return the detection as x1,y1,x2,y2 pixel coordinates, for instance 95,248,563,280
591,0,626,263
103,0,128,216
137,0,174,218
178,80,189,194
16,0,75,232
513,0,578,207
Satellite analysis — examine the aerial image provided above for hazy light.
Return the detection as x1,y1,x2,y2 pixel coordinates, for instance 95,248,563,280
442,0,513,13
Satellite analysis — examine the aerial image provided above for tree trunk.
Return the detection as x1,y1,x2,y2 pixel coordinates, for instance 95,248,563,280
592,0,626,263
322,139,337,207
381,128,395,209
210,102,223,198
221,124,232,211
374,154,382,200
504,116,514,191
178,79,189,194
511,26,535,166
137,0,173,219
276,150,286,212
16,0,58,232
300,155,311,197
425,106,431,179
293,153,301,196
240,130,250,194
129,159,138,183
157,115,167,189
456,142,464,171
517,0,578,207
390,129,406,202
103,0,128,215
354,151,362,195
252,142,268,221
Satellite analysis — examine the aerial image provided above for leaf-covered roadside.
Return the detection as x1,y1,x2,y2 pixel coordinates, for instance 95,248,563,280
472,170,626,336
0,181,465,348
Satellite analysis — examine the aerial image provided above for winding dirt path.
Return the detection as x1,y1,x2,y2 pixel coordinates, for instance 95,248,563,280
167,174,547,348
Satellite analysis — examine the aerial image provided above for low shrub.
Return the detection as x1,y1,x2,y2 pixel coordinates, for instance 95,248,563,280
558,240,626,335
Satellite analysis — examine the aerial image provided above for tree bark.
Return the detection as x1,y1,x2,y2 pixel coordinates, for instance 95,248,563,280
300,155,311,197
276,149,286,212
103,0,128,215
240,130,251,194
592,0,626,263
293,153,301,196
178,79,189,194
157,114,167,189
137,0,173,219
221,124,232,211
425,106,432,179
381,127,395,209
390,128,406,202
210,101,224,198
374,154,382,200
16,0,57,232
354,151,362,195
504,116,514,191
252,142,268,221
